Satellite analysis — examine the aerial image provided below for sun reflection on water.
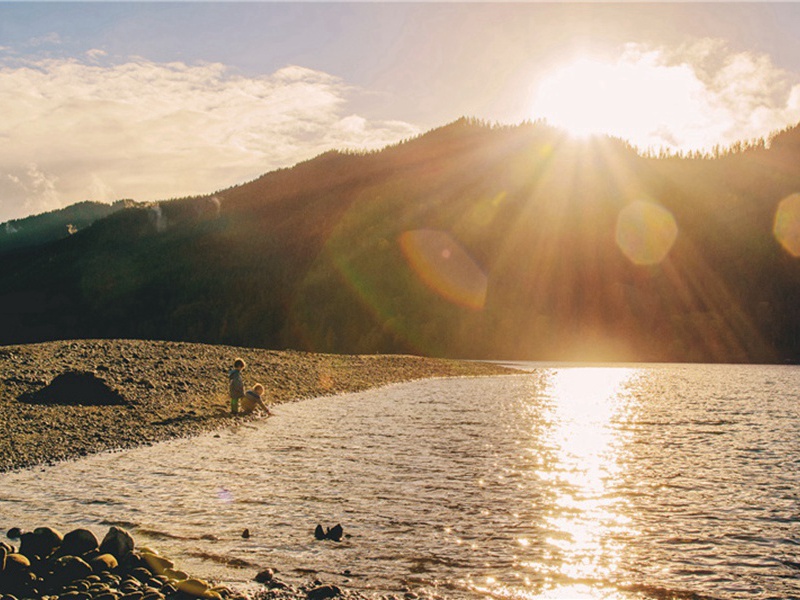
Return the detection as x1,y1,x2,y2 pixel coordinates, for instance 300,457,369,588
481,367,638,600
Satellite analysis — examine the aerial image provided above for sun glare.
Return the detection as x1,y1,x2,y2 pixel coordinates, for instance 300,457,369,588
531,56,705,151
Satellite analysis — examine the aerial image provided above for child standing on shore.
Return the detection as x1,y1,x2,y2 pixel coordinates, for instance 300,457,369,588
241,383,271,415
228,358,246,415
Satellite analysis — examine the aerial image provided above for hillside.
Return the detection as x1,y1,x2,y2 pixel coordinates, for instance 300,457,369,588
1,119,800,363
0,199,134,254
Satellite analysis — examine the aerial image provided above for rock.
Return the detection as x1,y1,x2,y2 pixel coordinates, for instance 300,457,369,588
163,567,188,581
176,577,210,597
48,555,93,587
61,529,100,557
20,371,130,406
141,552,173,575
241,529,250,539
307,584,342,600
90,553,118,573
99,527,135,561
254,568,274,583
19,526,62,559
326,524,343,542
314,524,343,542
3,552,30,573
6,527,22,540
129,567,153,583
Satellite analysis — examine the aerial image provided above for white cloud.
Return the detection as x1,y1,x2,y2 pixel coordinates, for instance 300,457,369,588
532,39,800,154
0,57,420,222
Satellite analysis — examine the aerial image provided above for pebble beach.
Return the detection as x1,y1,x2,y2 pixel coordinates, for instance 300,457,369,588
0,339,516,474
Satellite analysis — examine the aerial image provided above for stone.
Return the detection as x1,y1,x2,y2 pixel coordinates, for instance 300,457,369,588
326,524,343,542
129,567,153,583
98,527,134,561
20,371,130,406
90,553,118,573
254,568,274,583
307,584,343,600
19,527,62,559
3,552,30,572
49,555,93,587
163,568,188,581
61,529,100,557
314,525,326,541
6,527,22,540
241,529,250,539
176,578,210,597
140,552,173,575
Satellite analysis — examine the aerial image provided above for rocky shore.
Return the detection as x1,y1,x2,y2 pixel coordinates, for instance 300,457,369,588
0,523,396,600
0,339,517,473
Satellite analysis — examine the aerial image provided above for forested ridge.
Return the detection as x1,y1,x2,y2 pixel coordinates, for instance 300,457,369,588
2,118,800,363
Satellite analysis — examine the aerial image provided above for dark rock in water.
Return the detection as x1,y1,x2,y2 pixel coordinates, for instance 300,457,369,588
20,371,130,406
307,584,342,600
6,527,22,540
241,528,250,539
314,524,343,542
254,568,275,583
61,528,100,557
326,524,343,542
99,526,135,560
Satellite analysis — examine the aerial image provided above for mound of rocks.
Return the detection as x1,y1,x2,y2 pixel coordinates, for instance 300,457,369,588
20,371,130,406
0,525,244,600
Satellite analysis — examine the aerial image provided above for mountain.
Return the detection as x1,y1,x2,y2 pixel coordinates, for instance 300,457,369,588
0,199,136,254
2,118,800,363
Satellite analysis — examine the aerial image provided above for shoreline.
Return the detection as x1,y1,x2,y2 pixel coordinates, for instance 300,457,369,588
0,339,518,473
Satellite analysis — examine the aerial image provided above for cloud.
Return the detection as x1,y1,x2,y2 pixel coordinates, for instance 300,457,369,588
0,57,420,222
533,39,800,154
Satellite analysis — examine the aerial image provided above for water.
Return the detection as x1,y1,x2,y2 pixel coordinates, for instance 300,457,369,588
2,364,799,599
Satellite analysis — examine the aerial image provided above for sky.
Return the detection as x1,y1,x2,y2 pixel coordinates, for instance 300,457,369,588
2,2,800,223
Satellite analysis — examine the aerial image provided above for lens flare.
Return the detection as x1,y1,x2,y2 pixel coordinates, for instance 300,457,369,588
773,193,800,257
399,229,488,310
615,200,678,265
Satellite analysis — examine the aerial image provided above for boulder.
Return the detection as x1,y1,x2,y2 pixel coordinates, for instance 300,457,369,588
61,528,100,557
20,371,130,406
98,527,135,560
19,527,63,560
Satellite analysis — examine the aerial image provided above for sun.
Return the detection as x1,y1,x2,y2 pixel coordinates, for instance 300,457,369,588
530,56,706,151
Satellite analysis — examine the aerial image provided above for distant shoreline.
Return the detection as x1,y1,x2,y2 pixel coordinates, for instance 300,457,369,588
0,339,518,473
